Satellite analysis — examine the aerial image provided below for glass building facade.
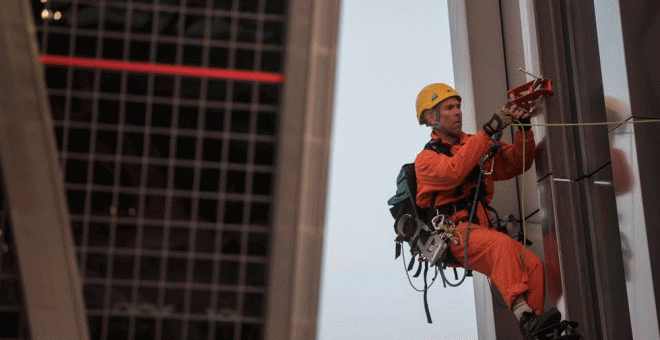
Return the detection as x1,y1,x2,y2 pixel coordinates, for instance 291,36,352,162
22,0,288,339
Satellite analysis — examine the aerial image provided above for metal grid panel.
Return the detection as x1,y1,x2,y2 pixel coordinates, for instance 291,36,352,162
34,0,286,339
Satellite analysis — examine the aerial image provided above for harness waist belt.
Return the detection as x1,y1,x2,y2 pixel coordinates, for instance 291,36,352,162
435,195,474,215
434,196,481,225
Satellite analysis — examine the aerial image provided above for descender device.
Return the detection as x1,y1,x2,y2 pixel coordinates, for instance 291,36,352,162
507,68,554,111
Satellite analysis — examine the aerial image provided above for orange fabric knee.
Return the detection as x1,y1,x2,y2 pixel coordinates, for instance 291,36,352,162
449,226,545,314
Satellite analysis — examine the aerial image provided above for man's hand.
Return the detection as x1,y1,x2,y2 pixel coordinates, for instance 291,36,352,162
483,106,513,136
511,104,532,131
510,104,531,120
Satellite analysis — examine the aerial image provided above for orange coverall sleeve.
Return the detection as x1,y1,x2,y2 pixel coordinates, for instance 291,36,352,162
491,129,536,181
415,130,492,192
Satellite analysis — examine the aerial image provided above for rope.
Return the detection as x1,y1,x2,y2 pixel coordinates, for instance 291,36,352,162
511,118,660,267
512,119,660,128
423,262,432,323
401,243,439,292
521,125,527,268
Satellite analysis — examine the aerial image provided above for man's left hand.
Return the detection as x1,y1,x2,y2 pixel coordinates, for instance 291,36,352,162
510,104,533,131
510,104,531,121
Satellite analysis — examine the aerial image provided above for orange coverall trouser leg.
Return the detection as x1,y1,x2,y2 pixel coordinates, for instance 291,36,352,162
450,225,545,315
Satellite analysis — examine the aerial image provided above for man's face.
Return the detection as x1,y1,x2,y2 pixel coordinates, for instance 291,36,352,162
432,97,462,138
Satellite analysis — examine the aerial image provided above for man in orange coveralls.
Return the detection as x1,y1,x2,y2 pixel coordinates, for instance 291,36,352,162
414,83,560,339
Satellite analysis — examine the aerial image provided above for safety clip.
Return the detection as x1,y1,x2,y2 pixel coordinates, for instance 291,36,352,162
431,214,452,231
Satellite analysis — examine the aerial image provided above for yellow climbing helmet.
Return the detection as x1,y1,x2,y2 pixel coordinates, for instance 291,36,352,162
415,83,461,124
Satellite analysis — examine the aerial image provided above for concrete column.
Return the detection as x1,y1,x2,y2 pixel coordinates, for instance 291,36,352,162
448,1,543,339
0,1,90,339
264,0,340,339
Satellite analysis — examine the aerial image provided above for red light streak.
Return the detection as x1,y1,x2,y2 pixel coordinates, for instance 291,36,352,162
40,54,285,83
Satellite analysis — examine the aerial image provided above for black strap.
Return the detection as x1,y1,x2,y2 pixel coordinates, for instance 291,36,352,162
407,255,416,271
423,139,452,156
413,261,423,278
434,196,482,226
435,193,473,216
423,262,432,323
484,202,507,234
429,191,440,211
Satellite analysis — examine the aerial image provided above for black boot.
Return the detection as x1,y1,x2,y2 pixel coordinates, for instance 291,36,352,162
519,308,562,339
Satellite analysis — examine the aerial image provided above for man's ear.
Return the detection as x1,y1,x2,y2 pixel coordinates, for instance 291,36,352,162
424,110,435,126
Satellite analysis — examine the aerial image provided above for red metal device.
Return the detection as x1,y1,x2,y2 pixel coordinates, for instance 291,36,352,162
507,72,553,110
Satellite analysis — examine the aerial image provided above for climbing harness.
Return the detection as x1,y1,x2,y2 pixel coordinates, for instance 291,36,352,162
391,131,504,323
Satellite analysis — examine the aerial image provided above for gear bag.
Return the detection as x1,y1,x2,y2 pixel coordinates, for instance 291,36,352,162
388,163,454,267
389,164,433,250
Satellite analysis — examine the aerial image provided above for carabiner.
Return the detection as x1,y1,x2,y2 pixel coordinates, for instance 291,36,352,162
431,214,445,230
482,157,495,176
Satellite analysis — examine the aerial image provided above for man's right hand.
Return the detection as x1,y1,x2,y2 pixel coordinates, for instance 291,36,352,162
483,107,513,136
